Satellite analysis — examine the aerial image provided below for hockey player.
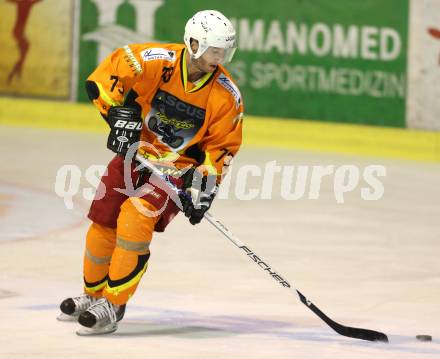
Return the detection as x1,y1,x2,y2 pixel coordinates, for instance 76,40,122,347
58,10,243,335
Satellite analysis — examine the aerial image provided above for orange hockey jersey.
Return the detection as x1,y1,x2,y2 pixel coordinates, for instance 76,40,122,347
87,43,243,182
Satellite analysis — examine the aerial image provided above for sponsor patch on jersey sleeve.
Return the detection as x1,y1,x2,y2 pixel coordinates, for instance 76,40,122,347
217,73,242,109
123,45,143,74
140,48,176,62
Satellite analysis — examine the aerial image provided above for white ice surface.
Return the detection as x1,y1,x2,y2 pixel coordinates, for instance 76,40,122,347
0,126,439,358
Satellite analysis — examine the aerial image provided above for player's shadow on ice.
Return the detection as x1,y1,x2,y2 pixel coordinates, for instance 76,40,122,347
112,308,297,339
113,313,440,355
112,310,337,342
114,323,229,338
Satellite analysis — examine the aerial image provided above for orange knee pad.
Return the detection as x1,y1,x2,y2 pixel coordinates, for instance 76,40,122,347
103,198,159,305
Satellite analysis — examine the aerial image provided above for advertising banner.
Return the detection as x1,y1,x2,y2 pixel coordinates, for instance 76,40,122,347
0,0,73,99
407,0,440,130
6,1,440,131
76,0,409,127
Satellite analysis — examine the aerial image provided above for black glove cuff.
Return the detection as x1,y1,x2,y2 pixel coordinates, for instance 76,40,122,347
107,106,143,155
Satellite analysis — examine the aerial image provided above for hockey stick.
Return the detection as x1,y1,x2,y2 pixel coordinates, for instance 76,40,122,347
135,154,389,343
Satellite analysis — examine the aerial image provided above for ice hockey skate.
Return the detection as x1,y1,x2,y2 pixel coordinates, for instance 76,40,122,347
57,293,98,322
76,298,125,336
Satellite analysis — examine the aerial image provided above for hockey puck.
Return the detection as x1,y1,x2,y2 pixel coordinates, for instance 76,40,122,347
416,335,432,342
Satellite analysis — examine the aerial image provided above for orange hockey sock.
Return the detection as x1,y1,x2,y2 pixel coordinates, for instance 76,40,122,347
83,222,116,298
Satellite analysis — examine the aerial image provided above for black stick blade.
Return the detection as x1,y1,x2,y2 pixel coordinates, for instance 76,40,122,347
330,321,389,343
297,290,389,342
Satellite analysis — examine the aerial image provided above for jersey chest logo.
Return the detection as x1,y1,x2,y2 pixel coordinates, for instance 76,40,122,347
146,90,205,151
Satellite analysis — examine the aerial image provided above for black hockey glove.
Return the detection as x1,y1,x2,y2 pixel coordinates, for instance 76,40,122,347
180,168,218,225
107,106,143,155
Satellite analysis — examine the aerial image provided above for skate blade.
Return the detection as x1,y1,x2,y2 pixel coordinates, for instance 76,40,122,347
76,323,117,336
57,313,78,322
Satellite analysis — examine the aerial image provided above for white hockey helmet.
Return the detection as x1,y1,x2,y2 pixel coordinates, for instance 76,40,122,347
184,10,237,64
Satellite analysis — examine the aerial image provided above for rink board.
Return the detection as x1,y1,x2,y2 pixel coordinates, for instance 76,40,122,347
0,96,439,162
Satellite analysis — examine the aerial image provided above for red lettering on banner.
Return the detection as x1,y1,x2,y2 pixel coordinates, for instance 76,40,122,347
7,0,43,84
